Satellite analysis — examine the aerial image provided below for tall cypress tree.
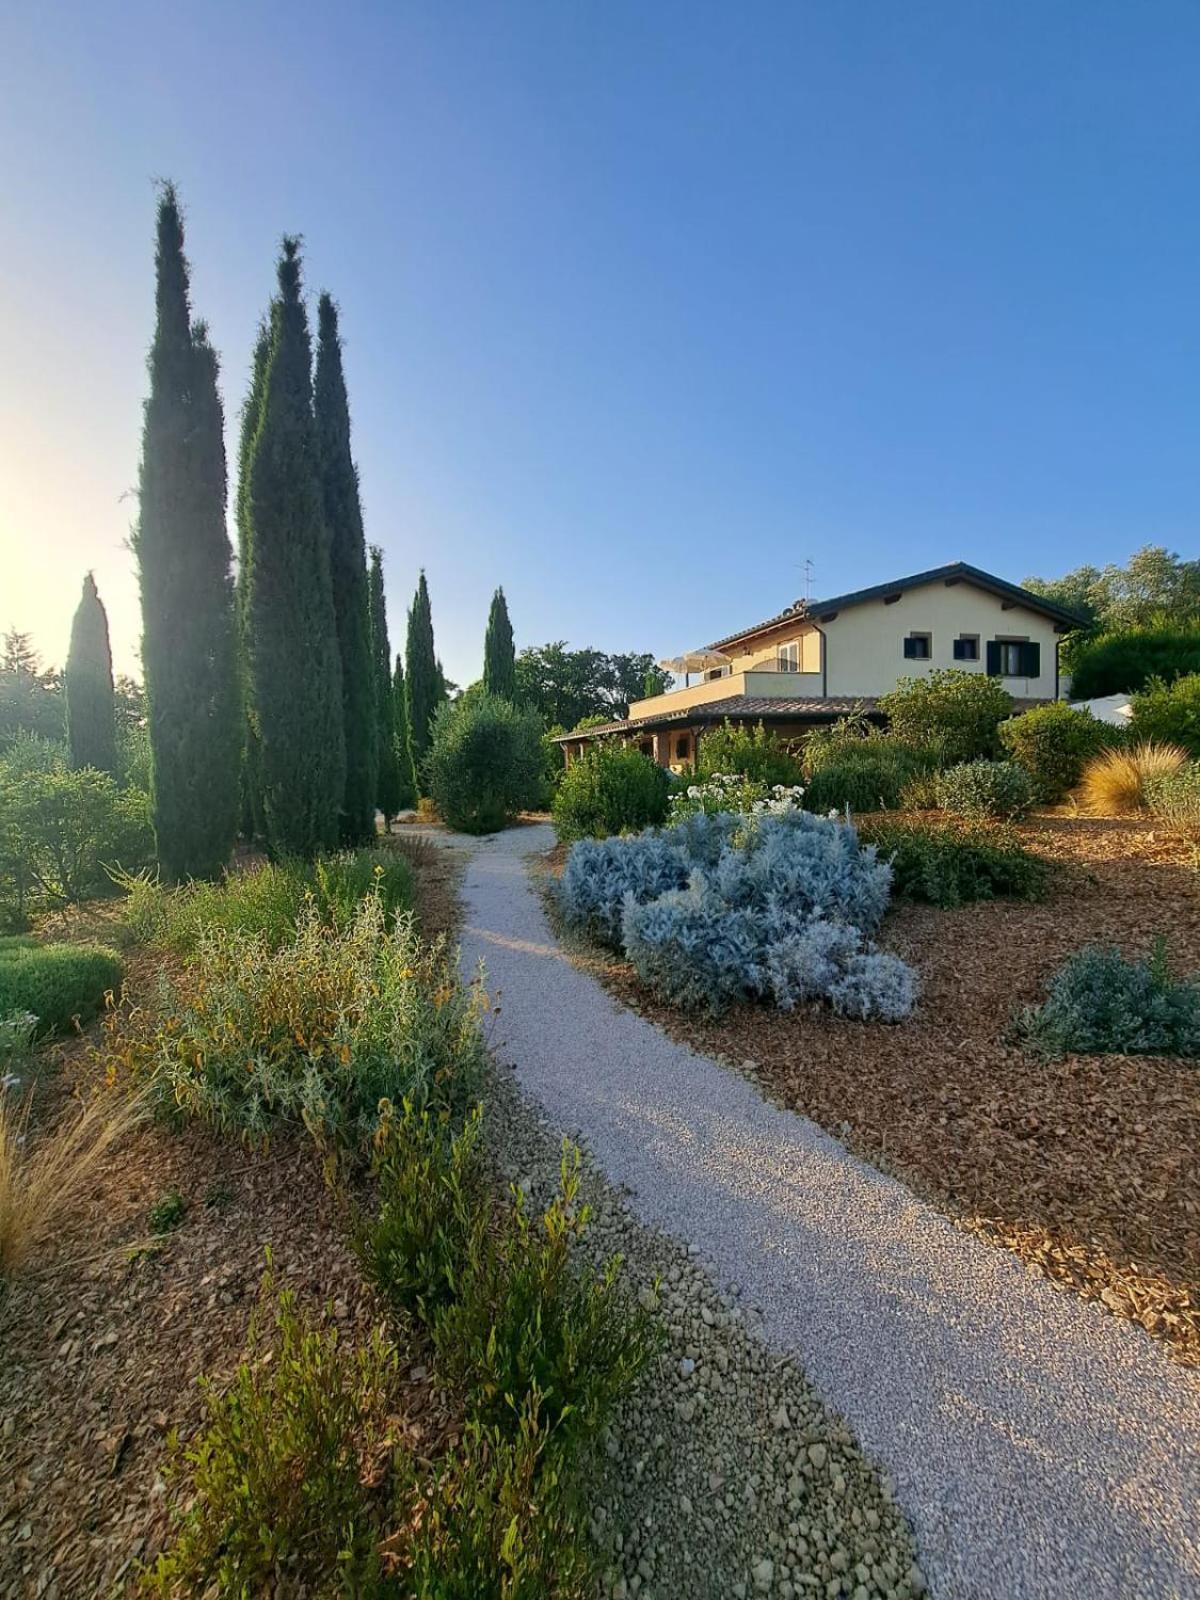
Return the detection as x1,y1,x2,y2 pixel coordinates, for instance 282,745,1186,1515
65,573,118,775
315,294,376,845
235,320,272,842
483,586,516,700
405,571,439,773
392,652,418,810
242,238,345,857
135,185,240,879
368,547,401,824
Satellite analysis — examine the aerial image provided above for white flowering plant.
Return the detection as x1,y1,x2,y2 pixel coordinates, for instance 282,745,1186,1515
668,772,806,822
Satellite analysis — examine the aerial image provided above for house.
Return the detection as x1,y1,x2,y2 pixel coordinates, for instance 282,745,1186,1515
555,561,1085,770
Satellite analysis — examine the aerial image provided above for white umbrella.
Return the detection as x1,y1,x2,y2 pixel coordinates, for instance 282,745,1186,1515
657,648,731,687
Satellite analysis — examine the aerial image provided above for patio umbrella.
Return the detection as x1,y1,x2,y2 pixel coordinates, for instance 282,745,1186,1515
657,648,731,687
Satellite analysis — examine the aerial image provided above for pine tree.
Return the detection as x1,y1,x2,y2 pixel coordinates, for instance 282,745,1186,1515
65,573,118,775
315,294,376,845
368,548,401,824
482,586,516,700
135,185,240,879
392,652,418,809
405,571,439,774
242,238,345,857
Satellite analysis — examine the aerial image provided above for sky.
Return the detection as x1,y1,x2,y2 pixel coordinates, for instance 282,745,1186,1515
1,2,1198,688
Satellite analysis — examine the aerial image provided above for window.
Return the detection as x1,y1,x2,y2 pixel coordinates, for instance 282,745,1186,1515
675,735,690,761
777,641,799,671
987,640,1041,678
638,739,654,758
953,634,980,661
903,633,932,660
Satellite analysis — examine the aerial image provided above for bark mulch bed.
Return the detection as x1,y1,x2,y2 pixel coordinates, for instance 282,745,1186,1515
548,816,1200,1368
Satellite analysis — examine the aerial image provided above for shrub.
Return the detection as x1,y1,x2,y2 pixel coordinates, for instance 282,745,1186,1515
695,720,803,785
828,953,920,1022
803,738,939,814
1078,742,1187,816
121,848,413,957
143,1277,398,1594
705,809,892,931
878,669,1014,763
668,772,805,822
427,693,545,834
540,724,568,802
998,702,1115,802
1016,941,1200,1058
0,941,123,1036
1069,619,1200,700
936,759,1033,820
0,1008,37,1076
1129,673,1200,757
1144,762,1200,845
557,833,688,949
0,759,153,926
111,898,483,1149
552,745,671,842
1,1086,144,1276
622,888,764,1013
856,815,1049,907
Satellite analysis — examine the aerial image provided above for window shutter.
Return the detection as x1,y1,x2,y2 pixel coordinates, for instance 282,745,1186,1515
1021,641,1041,678
903,638,918,659
986,641,1001,676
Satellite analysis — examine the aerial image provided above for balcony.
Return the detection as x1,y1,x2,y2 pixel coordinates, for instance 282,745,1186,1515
627,664,825,720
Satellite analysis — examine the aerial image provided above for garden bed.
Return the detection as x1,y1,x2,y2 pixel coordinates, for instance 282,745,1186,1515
546,815,1200,1367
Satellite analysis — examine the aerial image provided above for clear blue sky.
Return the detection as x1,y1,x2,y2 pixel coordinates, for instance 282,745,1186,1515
2,1,1197,686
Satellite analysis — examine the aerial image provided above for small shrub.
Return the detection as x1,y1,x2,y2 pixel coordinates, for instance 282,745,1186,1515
668,772,805,822
557,833,688,950
828,953,920,1022
936,759,1033,820
0,1008,37,1077
1070,619,1200,700
696,720,803,785
111,898,483,1149
540,724,568,803
878,669,1014,763
1144,762,1200,845
148,1190,187,1235
143,1276,398,1595
1,1086,144,1276
1016,941,1200,1058
999,702,1115,802
1078,742,1187,816
0,941,123,1036
1129,673,1200,758
622,888,764,1014
803,732,939,814
552,745,671,842
856,815,1049,907
427,693,545,834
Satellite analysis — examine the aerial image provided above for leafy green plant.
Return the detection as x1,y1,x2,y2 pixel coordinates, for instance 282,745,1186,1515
552,745,672,842
998,702,1115,802
696,720,802,785
0,1007,38,1076
109,898,483,1149
1129,673,1200,758
0,941,123,1036
802,733,939,814
148,1190,187,1235
1069,618,1200,700
856,815,1049,907
142,1275,397,1595
1016,941,1200,1058
1144,762,1200,846
427,693,545,834
936,759,1033,820
878,669,1014,763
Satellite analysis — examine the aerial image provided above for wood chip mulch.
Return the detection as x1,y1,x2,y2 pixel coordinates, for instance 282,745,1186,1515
553,817,1200,1368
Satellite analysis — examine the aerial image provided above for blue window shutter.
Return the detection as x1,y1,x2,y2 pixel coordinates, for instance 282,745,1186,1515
986,641,1002,675
903,637,918,659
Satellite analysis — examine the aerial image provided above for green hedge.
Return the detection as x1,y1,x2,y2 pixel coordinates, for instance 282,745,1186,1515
998,702,1115,802
1129,673,1200,758
552,745,672,841
856,815,1049,907
1069,621,1200,699
0,941,123,1035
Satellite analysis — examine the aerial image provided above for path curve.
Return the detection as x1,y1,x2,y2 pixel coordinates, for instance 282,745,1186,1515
457,823,1200,1600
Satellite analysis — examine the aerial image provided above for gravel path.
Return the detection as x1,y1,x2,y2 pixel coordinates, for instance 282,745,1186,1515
457,823,1200,1600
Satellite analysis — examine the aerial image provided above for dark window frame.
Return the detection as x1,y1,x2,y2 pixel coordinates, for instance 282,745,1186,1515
903,632,933,660
953,634,980,661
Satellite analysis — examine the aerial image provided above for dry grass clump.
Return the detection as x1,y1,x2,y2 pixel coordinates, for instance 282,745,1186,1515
1078,742,1187,816
0,1088,145,1276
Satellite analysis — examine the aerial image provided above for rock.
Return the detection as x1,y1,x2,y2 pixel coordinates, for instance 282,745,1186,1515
679,1357,695,1379
909,1564,928,1596
752,1556,775,1592
772,1403,791,1432
807,1443,827,1470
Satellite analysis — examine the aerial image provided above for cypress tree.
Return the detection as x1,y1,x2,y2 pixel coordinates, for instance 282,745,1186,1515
235,321,272,843
392,652,418,809
368,547,401,824
482,586,516,700
135,185,241,879
242,238,345,857
65,573,118,775
405,571,439,772
315,294,376,845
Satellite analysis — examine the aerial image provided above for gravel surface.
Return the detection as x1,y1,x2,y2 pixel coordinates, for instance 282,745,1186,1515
458,823,1200,1600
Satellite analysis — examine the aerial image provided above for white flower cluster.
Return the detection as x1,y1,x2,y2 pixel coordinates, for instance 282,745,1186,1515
669,772,806,820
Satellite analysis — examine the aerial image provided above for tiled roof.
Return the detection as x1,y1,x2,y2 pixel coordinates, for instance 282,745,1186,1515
706,561,1087,651
552,696,879,742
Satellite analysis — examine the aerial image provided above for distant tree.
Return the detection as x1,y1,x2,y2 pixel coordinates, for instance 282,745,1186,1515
405,571,439,773
134,185,240,879
1025,545,1200,666
315,293,376,845
483,586,517,700
368,547,401,825
515,643,669,727
0,632,63,749
242,237,345,857
64,574,118,776
392,652,418,810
